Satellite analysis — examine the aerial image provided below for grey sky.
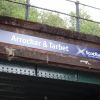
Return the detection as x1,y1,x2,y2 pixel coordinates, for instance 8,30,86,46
30,0,100,22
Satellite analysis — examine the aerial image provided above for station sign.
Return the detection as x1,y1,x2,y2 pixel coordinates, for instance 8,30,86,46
0,29,100,61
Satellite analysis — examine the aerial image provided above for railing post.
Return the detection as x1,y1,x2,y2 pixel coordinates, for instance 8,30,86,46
25,0,30,20
75,1,80,32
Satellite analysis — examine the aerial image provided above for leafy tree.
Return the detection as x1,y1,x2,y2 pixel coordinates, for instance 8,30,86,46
39,11,67,28
0,0,13,16
0,0,39,21
1,0,100,37
28,8,39,22
69,9,100,37
0,0,67,28
0,0,25,18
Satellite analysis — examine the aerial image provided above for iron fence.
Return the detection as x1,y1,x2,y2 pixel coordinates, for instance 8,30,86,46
0,0,100,36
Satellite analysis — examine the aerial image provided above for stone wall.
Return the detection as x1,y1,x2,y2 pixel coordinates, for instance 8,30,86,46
0,16,100,73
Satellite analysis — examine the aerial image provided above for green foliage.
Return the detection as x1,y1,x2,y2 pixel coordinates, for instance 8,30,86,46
0,0,25,19
0,0,67,28
0,0,12,16
29,7,39,22
0,0,100,37
80,20,100,36
39,11,67,28
69,9,100,37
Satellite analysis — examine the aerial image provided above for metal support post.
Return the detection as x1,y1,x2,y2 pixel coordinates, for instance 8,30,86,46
25,0,30,20
75,1,80,32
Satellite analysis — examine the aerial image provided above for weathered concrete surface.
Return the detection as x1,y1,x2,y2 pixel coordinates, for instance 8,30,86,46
0,16,100,73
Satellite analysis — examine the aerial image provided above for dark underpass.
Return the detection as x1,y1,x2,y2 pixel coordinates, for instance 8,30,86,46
0,60,99,100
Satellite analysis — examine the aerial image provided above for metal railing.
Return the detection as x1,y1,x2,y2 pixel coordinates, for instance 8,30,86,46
1,0,100,36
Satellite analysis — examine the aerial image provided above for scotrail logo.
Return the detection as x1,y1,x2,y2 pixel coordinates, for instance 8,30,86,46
76,47,86,56
76,46,100,60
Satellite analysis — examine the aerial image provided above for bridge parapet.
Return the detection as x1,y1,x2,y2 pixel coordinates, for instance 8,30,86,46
0,16,100,73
